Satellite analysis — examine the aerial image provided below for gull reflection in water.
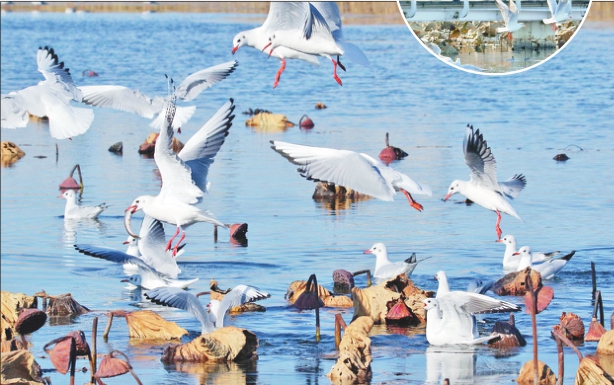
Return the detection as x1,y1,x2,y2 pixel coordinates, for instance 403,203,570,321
426,345,477,384
63,218,106,245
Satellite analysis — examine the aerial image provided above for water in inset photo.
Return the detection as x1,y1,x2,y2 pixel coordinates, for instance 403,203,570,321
399,0,591,73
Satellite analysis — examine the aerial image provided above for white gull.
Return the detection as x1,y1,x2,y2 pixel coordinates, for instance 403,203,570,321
60,190,107,219
515,246,575,279
497,234,559,270
364,243,428,282
444,124,526,239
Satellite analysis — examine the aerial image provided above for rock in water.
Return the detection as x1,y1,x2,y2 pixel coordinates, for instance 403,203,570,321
108,142,123,155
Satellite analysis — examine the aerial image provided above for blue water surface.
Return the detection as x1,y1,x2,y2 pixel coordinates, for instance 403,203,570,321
1,9,613,385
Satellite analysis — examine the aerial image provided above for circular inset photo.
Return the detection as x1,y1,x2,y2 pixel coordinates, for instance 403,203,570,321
398,0,591,74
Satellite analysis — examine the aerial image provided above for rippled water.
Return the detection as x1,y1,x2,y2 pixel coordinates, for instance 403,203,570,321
1,9,613,385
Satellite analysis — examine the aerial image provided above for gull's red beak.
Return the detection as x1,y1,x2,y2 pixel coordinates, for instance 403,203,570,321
125,205,137,214
120,279,129,283
443,192,452,202
363,249,372,254
495,239,503,243
262,42,271,52
123,241,130,245
232,46,238,54
512,252,520,256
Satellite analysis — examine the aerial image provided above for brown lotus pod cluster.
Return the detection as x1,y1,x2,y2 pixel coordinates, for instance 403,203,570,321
333,269,355,294
553,312,585,340
384,297,421,327
312,182,372,200
161,326,258,363
352,274,427,324
493,268,542,296
516,359,556,384
138,133,184,156
327,316,373,383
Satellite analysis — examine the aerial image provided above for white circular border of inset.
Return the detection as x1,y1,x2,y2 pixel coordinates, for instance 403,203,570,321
395,0,594,76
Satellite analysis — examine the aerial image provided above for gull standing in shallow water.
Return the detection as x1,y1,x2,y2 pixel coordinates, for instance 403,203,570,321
231,3,320,88
60,190,107,219
73,244,198,290
125,91,235,256
497,234,559,270
444,125,526,239
423,289,520,345
365,243,427,282
79,61,238,131
145,285,271,334
271,141,432,211
264,2,369,86
1,46,94,140
514,246,575,279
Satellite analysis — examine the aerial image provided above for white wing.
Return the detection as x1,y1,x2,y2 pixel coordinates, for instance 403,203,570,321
145,287,213,333
463,125,499,189
214,285,271,328
148,104,195,131
495,0,511,24
178,99,235,193
137,215,181,279
79,85,158,118
439,291,520,315
499,174,526,199
312,1,343,38
1,93,29,129
154,96,204,205
174,61,238,102
74,244,158,276
271,141,396,201
36,46,81,100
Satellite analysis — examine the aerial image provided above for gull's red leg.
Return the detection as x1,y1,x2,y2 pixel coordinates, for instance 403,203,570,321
273,58,286,89
166,226,181,252
495,210,502,240
331,59,342,86
172,231,186,257
401,189,424,212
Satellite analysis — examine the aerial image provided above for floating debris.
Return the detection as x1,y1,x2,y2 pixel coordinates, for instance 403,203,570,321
138,133,184,156
35,292,89,317
493,268,542,296
489,314,526,348
312,182,372,200
242,108,271,115
82,69,99,77
245,112,294,131
315,102,327,109
378,133,408,164
108,141,123,155
553,153,570,161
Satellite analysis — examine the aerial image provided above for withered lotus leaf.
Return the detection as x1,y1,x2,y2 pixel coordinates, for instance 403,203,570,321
524,285,554,315
0,349,44,384
596,330,614,355
66,330,90,356
161,326,258,363
46,293,89,317
285,280,331,305
95,350,132,378
327,316,373,383
15,309,47,336
323,295,353,308
516,360,556,385
124,310,188,340
45,336,73,374
585,318,607,342
575,356,614,385
1,291,37,342
494,269,542,297
557,312,585,340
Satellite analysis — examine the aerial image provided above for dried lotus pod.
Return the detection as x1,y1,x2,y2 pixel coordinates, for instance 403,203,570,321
585,318,607,342
384,297,420,326
556,312,585,340
95,350,142,384
15,308,47,348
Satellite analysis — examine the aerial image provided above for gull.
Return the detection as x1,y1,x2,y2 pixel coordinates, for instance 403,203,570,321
271,141,432,211
79,61,238,131
125,93,235,256
231,3,320,89
495,0,525,41
497,234,559,270
1,46,94,140
265,2,369,86
444,124,526,239
73,244,198,290
145,285,271,334
364,243,428,282
515,246,575,279
543,0,572,30
423,290,520,345
60,190,107,219
425,43,485,72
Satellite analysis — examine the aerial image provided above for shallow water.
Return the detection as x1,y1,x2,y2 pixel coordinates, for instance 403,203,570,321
1,9,613,385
